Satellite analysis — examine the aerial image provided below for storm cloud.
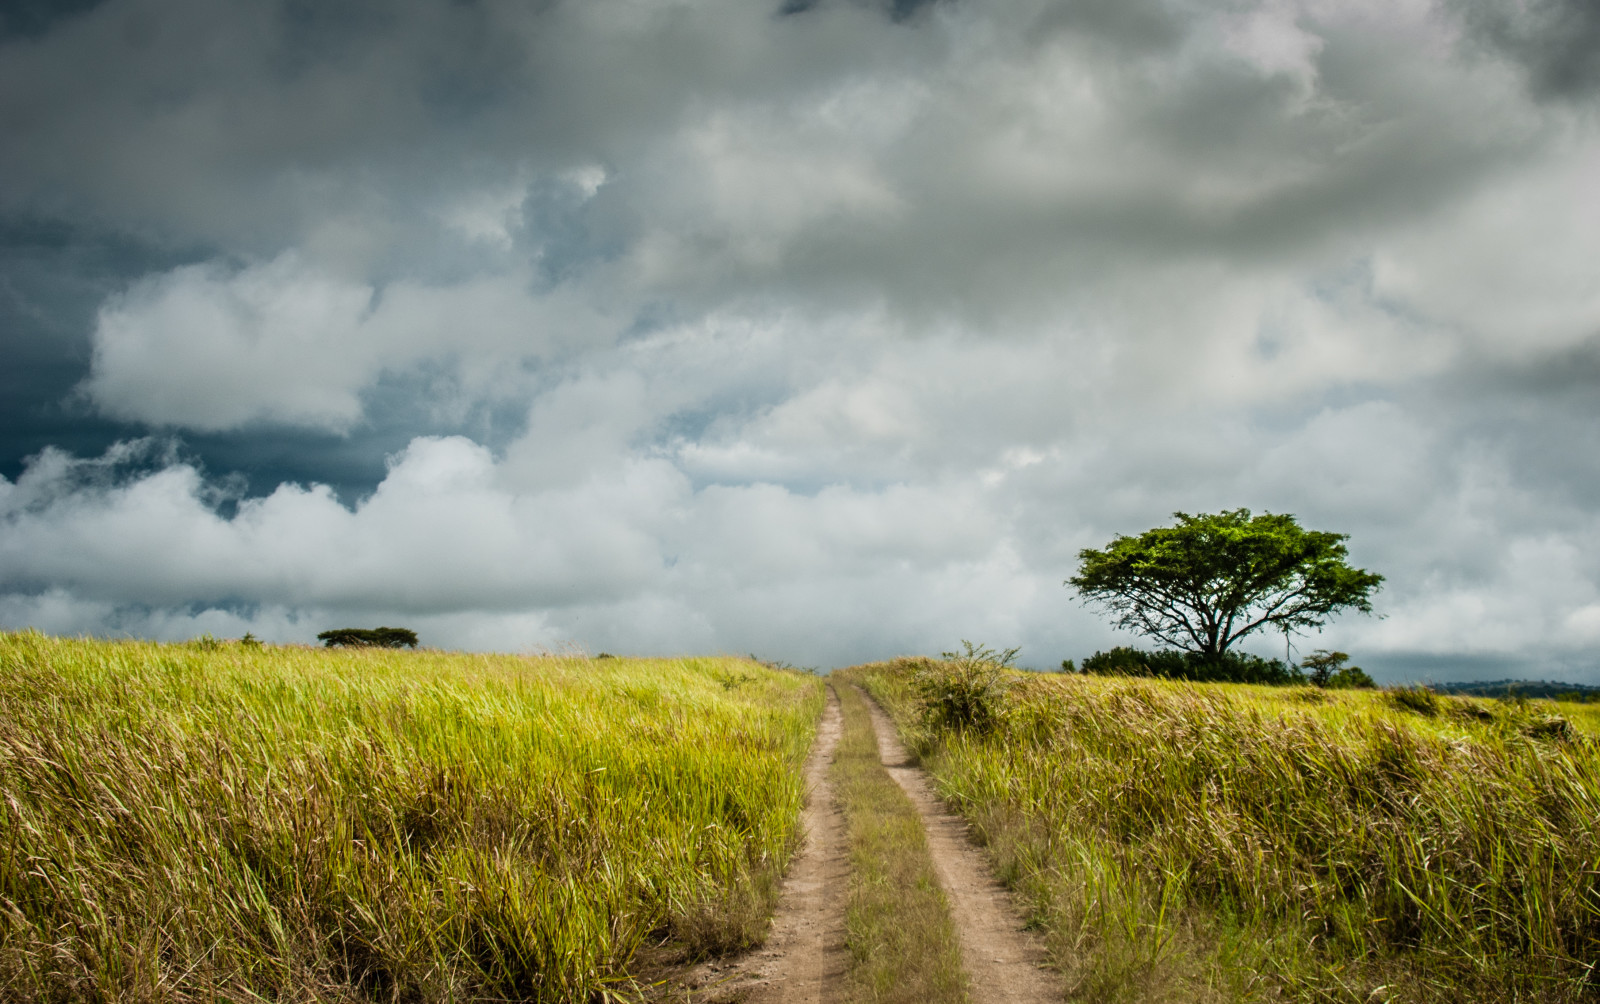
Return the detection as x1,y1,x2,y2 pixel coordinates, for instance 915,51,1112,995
2,0,1598,678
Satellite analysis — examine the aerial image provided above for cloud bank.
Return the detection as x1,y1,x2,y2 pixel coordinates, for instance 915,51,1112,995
1,0,1598,677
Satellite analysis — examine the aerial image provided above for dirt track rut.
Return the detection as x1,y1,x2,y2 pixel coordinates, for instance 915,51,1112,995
862,689,1059,1003
723,685,849,1002
689,683,1058,1002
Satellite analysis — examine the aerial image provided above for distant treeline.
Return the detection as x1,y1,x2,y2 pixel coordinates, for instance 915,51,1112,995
1064,646,1375,689
1432,679,1600,703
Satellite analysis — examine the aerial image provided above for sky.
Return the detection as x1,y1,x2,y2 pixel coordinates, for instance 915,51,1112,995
2,0,1599,679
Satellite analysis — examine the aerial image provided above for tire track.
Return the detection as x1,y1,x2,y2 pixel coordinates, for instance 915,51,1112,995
715,684,849,1003
859,688,1060,1003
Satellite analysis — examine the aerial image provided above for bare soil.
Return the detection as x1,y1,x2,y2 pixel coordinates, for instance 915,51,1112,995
655,683,1059,1002
861,689,1061,1004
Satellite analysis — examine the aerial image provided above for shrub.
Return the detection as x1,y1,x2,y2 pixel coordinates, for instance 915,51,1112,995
1079,646,1151,676
1301,649,1376,689
914,641,1018,735
316,627,418,649
1080,646,1302,685
1522,715,1574,742
1386,685,1439,716
1447,699,1495,724
1326,665,1376,689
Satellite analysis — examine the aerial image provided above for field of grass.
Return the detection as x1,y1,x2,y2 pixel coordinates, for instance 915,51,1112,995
0,631,823,1003
855,658,1600,1003
833,683,967,1004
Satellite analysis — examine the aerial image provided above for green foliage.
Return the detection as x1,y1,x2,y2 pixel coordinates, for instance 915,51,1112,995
238,631,262,648
317,626,419,649
1080,645,1301,685
1300,649,1375,689
0,632,823,1002
914,640,1018,735
1068,509,1383,660
1326,664,1375,689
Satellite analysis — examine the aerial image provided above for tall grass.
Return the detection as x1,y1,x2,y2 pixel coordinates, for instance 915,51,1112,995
857,659,1600,1003
0,631,823,1003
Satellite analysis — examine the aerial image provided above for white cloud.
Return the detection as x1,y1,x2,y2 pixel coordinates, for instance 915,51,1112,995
0,435,677,614
81,253,620,431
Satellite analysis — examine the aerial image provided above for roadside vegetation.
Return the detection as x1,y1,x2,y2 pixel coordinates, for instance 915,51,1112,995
1071,646,1375,689
831,683,967,1004
856,652,1600,1003
0,631,823,1003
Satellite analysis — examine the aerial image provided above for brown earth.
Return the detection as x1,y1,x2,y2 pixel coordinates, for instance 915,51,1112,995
653,682,1060,1002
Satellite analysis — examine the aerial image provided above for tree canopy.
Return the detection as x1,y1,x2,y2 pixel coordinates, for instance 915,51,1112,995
317,627,418,649
1068,509,1382,661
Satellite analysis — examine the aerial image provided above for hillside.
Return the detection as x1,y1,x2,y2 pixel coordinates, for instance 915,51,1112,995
0,632,823,1002
849,658,1600,1003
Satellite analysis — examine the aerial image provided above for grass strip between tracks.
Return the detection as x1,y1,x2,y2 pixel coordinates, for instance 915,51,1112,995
833,682,968,1004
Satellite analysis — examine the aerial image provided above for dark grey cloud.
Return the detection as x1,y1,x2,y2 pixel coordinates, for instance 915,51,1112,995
1457,0,1600,100
0,0,107,41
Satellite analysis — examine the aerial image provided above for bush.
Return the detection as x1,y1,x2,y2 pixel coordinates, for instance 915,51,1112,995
1079,646,1301,685
1301,649,1376,689
1386,685,1439,716
1078,646,1152,676
914,641,1018,735
1326,665,1376,689
316,627,418,649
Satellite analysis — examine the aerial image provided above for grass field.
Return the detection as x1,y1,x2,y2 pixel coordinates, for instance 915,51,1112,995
853,659,1600,1003
0,631,823,1003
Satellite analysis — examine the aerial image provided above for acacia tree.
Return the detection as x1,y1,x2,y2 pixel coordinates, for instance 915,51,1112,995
317,627,418,649
1068,509,1382,661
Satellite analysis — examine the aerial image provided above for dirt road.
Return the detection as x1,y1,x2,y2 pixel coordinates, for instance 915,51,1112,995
675,683,1057,1002
862,691,1058,1003
716,686,849,1002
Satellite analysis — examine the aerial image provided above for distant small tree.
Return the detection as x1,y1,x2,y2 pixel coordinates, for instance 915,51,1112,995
1069,509,1382,664
317,627,418,649
1300,650,1375,689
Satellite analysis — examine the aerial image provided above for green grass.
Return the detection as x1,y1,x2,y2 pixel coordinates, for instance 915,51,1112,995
832,683,967,1004
855,659,1600,1003
0,631,824,1003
